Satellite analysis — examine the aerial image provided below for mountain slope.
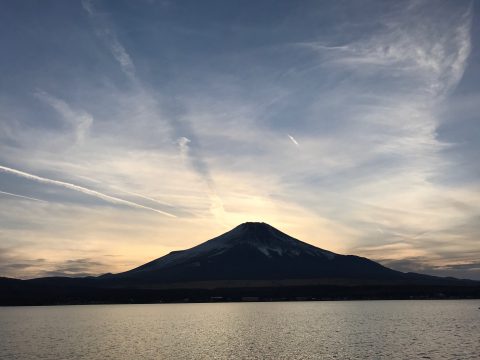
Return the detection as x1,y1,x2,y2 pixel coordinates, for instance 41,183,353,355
107,222,421,284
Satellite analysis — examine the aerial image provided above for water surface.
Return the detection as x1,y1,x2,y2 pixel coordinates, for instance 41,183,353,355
1,300,479,359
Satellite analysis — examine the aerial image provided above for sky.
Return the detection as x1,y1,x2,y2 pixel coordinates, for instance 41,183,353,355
0,0,479,280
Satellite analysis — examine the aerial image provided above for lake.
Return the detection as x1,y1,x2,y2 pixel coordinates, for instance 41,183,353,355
0,300,479,359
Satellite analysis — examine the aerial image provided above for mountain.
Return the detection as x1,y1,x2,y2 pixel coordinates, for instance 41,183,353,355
104,222,468,286
1,222,479,305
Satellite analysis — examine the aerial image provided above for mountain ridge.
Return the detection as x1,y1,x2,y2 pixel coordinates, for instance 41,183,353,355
99,222,472,286
123,222,337,275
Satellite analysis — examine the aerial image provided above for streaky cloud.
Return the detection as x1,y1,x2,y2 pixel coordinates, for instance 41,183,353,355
117,190,175,208
81,0,219,214
73,174,176,208
81,0,136,82
177,136,191,159
0,165,176,217
0,190,48,203
288,134,299,147
34,90,93,143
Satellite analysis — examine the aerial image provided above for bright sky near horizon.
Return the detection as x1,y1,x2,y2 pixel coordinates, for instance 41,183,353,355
0,0,479,280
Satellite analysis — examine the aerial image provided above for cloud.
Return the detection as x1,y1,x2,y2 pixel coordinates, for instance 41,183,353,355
0,0,477,280
287,134,299,147
0,251,110,278
81,0,136,81
177,136,191,158
176,135,227,222
35,90,93,143
0,257,47,277
40,258,106,277
177,133,213,188
377,257,480,280
117,190,175,208
305,1,472,98
81,0,219,213
0,165,176,217
0,190,47,203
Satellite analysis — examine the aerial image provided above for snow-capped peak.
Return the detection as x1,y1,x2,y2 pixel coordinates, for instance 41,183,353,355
127,222,336,274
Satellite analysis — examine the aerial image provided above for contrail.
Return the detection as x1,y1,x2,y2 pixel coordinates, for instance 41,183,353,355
0,190,48,203
119,190,175,208
0,165,176,217
83,0,218,216
74,175,175,208
288,134,299,146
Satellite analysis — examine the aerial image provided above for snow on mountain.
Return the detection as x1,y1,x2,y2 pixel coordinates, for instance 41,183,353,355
127,222,336,274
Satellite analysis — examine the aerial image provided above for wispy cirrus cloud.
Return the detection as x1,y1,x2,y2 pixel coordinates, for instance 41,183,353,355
0,165,176,217
81,0,219,206
35,90,93,143
81,0,136,82
0,190,47,203
0,0,478,280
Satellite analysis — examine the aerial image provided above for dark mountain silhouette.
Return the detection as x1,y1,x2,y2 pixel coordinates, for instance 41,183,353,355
1,222,478,305
101,222,471,286
108,222,413,284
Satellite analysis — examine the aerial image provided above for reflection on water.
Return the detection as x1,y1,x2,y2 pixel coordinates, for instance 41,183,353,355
0,300,479,359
